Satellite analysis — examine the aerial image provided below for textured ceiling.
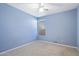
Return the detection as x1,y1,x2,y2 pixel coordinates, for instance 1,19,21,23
8,3,79,17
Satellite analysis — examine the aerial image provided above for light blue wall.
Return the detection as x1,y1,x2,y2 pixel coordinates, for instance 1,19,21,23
38,9,77,47
0,4,37,52
77,7,79,48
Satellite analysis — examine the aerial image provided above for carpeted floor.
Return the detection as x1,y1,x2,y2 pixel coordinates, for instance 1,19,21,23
0,40,79,56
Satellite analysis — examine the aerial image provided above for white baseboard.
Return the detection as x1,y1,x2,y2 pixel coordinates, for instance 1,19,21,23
0,40,78,55
41,40,78,49
0,40,36,55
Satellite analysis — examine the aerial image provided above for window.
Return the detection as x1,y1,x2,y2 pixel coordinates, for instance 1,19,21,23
37,20,46,35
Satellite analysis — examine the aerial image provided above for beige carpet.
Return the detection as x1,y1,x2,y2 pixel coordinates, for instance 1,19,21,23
0,40,79,56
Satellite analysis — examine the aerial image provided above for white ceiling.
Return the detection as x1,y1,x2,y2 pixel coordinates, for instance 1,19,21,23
8,3,79,17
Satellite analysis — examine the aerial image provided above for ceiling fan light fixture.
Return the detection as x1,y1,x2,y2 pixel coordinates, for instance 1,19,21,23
39,7,44,12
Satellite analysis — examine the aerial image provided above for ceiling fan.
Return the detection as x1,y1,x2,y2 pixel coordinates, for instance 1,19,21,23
38,3,48,12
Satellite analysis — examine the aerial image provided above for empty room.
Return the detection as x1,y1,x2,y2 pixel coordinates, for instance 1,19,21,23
0,3,79,56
